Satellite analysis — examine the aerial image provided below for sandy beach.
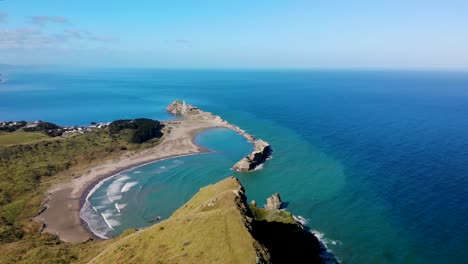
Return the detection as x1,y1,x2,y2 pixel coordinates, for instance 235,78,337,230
37,104,256,243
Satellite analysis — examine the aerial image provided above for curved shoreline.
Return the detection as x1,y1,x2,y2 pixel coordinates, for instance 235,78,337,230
37,101,266,243
37,119,224,242
79,151,209,240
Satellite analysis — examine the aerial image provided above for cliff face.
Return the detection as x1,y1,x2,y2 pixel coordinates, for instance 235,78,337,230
88,177,324,264
233,139,272,172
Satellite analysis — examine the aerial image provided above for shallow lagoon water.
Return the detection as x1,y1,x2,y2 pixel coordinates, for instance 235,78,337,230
81,128,253,238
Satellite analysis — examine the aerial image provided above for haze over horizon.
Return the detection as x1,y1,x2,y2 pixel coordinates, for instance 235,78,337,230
1,0,468,69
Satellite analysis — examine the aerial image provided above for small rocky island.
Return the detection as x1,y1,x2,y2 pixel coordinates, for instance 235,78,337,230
166,100,272,171
233,139,272,172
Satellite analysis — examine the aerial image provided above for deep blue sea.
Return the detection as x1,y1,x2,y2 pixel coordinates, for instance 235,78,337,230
1,66,468,263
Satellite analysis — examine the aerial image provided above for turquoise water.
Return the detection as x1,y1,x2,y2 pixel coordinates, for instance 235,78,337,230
81,128,252,238
1,67,468,263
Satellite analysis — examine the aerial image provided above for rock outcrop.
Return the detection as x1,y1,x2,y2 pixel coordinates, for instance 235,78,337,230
166,100,200,115
266,193,282,210
233,139,272,172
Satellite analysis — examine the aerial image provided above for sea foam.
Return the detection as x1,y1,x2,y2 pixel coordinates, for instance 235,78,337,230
293,215,341,263
106,177,129,202
121,182,139,193
80,200,110,239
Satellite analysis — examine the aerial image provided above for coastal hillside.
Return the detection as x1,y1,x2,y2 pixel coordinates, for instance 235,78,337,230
88,177,324,264
0,118,165,262
0,114,327,263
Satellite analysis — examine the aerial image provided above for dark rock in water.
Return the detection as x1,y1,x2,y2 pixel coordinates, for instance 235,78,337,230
147,216,162,223
265,193,282,210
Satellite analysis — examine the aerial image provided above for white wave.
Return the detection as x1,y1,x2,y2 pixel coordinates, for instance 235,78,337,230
117,203,127,210
102,209,115,215
80,200,110,239
253,164,264,171
114,202,128,213
311,229,342,247
81,152,205,240
133,170,142,174
100,212,115,230
107,178,126,202
116,175,131,182
86,174,130,206
121,181,139,193
312,229,325,240
291,216,341,263
159,165,167,169
93,205,106,210
86,176,114,201
310,230,342,263
293,215,309,226
107,218,120,227
107,194,122,202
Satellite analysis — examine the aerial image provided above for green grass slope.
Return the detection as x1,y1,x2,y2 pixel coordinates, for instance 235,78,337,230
89,177,267,264
0,131,58,146
0,120,164,263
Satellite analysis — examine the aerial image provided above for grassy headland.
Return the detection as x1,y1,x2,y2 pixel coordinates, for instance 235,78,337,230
0,119,164,262
88,177,324,264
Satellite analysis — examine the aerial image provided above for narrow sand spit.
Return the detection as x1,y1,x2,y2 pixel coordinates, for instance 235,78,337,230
37,105,257,242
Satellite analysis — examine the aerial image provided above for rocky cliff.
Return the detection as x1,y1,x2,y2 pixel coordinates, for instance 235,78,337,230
88,177,325,264
233,139,272,172
166,100,201,116
266,193,282,210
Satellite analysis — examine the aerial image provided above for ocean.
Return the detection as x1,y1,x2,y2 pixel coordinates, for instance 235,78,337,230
1,66,467,263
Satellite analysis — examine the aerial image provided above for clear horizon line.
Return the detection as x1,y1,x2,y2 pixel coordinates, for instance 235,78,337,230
1,63,468,73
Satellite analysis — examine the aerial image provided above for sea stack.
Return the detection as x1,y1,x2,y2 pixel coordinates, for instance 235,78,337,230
232,139,272,172
265,193,282,210
166,100,200,115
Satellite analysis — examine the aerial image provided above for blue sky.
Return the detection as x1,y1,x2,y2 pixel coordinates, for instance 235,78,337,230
0,0,467,69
